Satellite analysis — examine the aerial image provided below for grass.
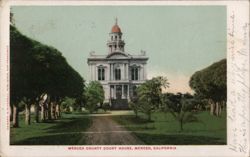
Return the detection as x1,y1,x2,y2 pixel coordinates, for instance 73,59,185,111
112,111,227,145
10,112,92,145
10,110,227,145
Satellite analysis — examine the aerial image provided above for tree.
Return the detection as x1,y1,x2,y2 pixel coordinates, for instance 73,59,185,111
137,76,169,121
61,97,76,112
84,81,105,113
10,24,85,125
189,59,226,116
129,97,140,118
102,102,111,112
10,25,34,127
163,93,199,131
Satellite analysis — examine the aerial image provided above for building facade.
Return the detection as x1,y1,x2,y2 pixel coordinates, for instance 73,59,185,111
87,20,148,109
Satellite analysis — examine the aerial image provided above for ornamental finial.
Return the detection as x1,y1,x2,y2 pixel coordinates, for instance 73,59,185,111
115,17,118,25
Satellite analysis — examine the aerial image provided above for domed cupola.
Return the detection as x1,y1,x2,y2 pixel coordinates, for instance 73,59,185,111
111,23,121,33
107,18,125,53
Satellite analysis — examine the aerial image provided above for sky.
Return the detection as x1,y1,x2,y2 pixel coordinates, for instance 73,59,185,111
12,6,226,93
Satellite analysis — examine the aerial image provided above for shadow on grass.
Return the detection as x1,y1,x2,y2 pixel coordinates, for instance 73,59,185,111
11,133,86,145
135,133,226,145
45,117,91,134
11,116,92,145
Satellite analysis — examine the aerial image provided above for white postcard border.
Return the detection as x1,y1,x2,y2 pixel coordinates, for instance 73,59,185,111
0,1,249,157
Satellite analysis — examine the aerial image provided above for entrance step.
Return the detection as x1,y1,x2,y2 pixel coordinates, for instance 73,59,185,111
111,99,129,110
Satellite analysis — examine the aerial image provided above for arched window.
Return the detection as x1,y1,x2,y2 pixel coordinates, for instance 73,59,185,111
98,67,105,81
131,67,139,80
115,68,121,80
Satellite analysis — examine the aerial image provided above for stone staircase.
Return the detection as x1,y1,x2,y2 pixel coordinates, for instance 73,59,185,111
111,99,129,110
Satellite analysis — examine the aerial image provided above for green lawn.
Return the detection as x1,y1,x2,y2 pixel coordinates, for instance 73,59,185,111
10,112,92,145
112,111,227,145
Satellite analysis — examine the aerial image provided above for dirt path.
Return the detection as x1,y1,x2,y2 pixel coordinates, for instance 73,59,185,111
84,116,144,145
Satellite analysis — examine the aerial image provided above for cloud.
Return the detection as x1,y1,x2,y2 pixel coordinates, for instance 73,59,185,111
147,68,193,94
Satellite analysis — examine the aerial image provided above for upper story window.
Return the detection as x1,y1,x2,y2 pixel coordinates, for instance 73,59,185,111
131,67,139,80
98,67,105,81
115,68,121,80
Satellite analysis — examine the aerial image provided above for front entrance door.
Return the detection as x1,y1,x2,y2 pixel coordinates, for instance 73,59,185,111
116,85,122,99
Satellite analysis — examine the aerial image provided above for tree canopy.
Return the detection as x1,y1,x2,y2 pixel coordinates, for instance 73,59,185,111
84,81,105,113
136,76,169,121
10,25,85,126
10,25,84,104
189,59,226,102
189,59,226,116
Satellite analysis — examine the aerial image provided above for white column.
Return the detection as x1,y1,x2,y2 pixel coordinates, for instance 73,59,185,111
127,65,129,80
122,85,125,99
94,65,97,80
122,64,125,80
111,64,113,81
110,85,113,98
140,66,143,81
114,85,116,99
138,68,141,81
124,64,127,80
141,65,144,80
127,85,130,101
144,64,147,80
107,64,110,81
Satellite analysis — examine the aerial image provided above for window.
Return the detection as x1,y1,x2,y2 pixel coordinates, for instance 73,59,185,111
115,36,117,40
131,67,139,80
115,68,121,80
98,67,105,81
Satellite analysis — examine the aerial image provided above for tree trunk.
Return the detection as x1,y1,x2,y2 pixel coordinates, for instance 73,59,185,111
12,104,19,128
25,104,31,125
44,103,48,120
210,102,214,115
219,103,222,116
215,102,219,117
210,99,217,116
47,102,51,120
55,103,60,119
51,102,55,120
34,103,39,123
41,104,45,121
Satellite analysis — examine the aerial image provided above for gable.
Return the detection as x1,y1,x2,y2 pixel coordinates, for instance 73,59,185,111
106,52,129,59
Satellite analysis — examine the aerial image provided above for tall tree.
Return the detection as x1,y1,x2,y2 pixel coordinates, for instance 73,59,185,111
10,25,85,125
137,76,169,121
84,81,104,113
163,93,199,131
189,59,226,116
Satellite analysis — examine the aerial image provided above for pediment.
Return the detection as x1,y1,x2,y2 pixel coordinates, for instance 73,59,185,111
106,52,129,59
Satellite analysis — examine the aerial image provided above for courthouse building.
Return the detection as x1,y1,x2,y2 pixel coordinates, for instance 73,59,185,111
87,19,148,109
